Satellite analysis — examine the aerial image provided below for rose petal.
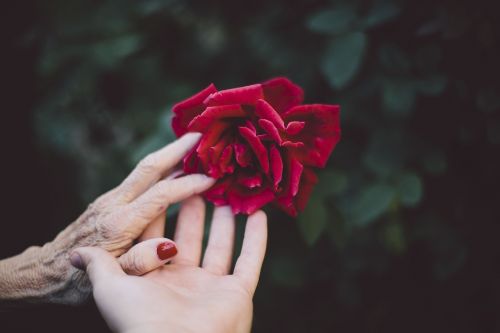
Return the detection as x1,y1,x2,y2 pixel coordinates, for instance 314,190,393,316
238,126,270,173
227,186,275,214
197,122,230,168
187,105,246,132
172,83,217,136
258,134,271,141
289,158,303,197
219,145,235,174
295,168,318,212
204,83,264,106
207,144,234,178
282,104,341,167
276,156,303,209
277,167,318,217
205,177,231,206
285,121,305,135
237,173,262,188
208,140,227,164
261,77,304,113
282,141,305,149
183,144,201,173
270,145,283,189
233,142,252,167
255,99,285,130
244,119,257,133
258,119,282,144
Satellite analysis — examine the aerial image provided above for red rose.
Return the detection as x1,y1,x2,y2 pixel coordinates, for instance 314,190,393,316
172,77,340,216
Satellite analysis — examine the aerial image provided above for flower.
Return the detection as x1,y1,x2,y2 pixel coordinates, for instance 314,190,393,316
171,77,341,216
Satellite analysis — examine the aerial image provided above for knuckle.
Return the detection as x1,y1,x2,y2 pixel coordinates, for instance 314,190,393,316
152,181,173,204
86,201,98,213
138,153,160,174
124,255,146,275
97,222,117,240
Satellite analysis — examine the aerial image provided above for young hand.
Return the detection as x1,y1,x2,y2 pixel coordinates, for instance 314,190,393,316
72,198,267,333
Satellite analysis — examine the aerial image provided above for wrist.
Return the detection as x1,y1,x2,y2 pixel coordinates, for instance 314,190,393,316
0,245,46,304
122,323,196,333
0,241,91,305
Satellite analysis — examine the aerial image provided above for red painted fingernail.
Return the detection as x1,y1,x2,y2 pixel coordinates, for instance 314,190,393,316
157,242,177,260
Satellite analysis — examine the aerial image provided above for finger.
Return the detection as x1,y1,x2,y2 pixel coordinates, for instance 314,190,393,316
233,211,268,295
202,206,236,275
70,247,125,283
125,174,215,231
119,133,202,202
139,212,166,241
118,238,177,276
171,196,206,266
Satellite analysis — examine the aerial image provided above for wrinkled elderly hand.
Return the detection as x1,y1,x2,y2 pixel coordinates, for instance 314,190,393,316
0,133,215,305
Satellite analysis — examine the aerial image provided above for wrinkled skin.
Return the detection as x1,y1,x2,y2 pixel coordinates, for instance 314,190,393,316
172,77,341,216
0,133,215,305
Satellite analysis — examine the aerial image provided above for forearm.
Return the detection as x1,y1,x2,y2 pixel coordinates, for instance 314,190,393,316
0,242,90,305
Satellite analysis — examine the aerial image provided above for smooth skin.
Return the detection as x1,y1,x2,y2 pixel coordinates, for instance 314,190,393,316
72,201,268,333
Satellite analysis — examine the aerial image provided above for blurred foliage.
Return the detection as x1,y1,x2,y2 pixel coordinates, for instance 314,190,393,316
20,0,500,331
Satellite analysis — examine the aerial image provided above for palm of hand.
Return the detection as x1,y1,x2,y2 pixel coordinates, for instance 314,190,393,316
90,197,267,333
154,265,252,331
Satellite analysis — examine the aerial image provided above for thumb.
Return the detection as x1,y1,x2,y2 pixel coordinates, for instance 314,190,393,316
119,238,178,276
70,247,125,284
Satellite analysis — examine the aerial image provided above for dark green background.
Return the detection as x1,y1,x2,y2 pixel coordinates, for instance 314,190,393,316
1,0,500,332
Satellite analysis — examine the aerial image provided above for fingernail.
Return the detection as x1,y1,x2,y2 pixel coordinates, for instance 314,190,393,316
70,252,85,270
157,242,178,260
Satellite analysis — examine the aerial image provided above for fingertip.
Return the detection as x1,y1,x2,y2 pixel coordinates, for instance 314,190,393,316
69,251,85,270
199,173,217,183
215,205,233,215
119,238,178,276
180,132,202,144
249,210,267,223
188,173,217,188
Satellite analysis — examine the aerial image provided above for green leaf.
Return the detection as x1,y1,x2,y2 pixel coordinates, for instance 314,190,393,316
382,80,417,115
297,191,327,246
91,35,143,68
306,5,357,35
362,130,408,177
396,172,423,207
362,1,401,28
378,44,411,73
351,184,395,226
321,32,367,90
326,205,348,249
383,222,406,254
317,170,348,195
